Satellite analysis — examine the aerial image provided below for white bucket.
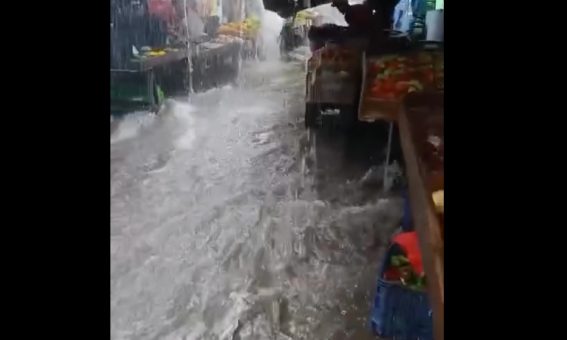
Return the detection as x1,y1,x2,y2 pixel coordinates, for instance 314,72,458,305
425,10,444,42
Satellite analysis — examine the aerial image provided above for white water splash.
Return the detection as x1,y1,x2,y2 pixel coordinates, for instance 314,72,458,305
171,101,198,150
111,111,156,144
261,10,285,60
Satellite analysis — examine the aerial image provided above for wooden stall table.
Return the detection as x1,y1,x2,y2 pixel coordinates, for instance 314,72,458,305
133,48,190,72
398,92,444,340
111,48,190,112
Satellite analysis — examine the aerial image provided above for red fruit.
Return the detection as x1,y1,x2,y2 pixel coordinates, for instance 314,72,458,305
398,74,411,82
384,268,401,281
383,92,396,100
395,81,411,92
370,85,382,96
369,64,380,74
425,70,434,83
382,80,394,92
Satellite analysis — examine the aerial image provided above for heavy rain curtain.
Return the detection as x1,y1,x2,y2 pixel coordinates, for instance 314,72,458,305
221,0,264,23
111,0,168,68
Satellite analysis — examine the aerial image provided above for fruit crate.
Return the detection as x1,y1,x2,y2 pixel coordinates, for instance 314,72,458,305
358,47,443,122
370,240,433,340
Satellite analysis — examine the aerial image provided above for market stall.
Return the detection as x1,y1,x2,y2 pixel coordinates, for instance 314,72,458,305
300,1,445,338
191,37,242,91
110,0,246,113
217,0,264,59
110,48,188,113
217,16,261,58
357,43,443,188
110,37,242,112
279,9,313,58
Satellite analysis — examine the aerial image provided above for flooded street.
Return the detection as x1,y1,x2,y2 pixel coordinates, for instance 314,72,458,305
111,59,403,340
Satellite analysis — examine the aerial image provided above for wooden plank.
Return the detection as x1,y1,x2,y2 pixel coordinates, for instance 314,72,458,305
398,92,444,340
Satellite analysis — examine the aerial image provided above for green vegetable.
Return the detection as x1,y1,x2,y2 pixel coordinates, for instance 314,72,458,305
391,255,410,267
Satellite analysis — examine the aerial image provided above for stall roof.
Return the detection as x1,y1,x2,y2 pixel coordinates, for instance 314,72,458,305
298,0,364,27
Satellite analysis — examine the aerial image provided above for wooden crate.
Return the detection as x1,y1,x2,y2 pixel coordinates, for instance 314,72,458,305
358,50,444,123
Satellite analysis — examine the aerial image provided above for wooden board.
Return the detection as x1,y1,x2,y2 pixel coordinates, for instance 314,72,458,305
398,92,444,340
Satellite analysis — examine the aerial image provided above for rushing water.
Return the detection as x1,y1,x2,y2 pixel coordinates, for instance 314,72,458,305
111,4,403,340
111,58,402,340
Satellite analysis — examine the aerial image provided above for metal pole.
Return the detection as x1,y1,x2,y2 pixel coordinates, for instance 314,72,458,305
183,0,194,96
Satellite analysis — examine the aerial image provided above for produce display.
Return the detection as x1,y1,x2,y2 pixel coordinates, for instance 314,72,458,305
366,51,443,102
294,8,316,27
211,34,243,45
217,17,261,39
136,47,179,59
384,254,427,291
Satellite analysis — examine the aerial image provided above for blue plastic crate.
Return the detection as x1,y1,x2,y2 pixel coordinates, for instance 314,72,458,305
370,244,433,340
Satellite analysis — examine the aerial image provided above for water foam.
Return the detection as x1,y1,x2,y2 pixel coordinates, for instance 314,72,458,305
261,10,285,60
111,111,156,144
171,101,198,150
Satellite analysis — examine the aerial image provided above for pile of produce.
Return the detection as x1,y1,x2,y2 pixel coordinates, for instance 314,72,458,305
294,8,317,27
366,51,443,101
212,34,243,44
384,254,427,291
135,47,178,59
217,17,261,39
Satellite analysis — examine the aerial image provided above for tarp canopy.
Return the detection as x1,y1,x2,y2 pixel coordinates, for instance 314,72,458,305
297,0,364,27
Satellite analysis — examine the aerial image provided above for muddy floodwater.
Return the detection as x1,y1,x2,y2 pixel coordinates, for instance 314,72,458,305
111,59,403,340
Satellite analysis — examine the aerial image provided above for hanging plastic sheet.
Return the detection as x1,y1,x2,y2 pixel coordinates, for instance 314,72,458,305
392,0,426,33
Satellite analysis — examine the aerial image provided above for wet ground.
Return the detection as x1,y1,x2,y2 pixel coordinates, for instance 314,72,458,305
111,59,403,340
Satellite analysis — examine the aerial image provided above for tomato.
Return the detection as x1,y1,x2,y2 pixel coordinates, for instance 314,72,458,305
383,268,401,281
424,70,434,83
383,92,396,101
381,79,395,92
370,63,381,74
370,85,382,96
398,73,411,82
395,81,411,92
